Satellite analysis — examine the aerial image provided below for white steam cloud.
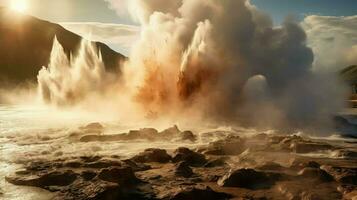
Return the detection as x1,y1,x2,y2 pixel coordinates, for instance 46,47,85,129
38,37,115,106
302,15,357,71
39,0,348,131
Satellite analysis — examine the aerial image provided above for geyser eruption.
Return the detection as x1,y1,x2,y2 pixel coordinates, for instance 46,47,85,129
38,37,111,106
121,0,346,129
38,0,347,131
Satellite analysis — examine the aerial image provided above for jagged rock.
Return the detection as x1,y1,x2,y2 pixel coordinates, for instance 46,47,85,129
169,186,232,200
180,130,197,142
132,148,172,163
332,149,357,158
269,135,286,144
80,156,102,163
175,162,193,178
25,161,54,171
6,170,78,188
64,160,82,168
218,168,281,189
98,167,140,185
129,128,159,141
299,161,321,169
80,123,104,134
83,159,122,169
290,141,333,153
298,167,334,182
275,135,334,153
80,170,97,181
203,136,245,155
322,166,357,185
256,162,284,171
80,134,129,142
80,128,160,142
253,133,269,140
290,160,321,170
204,158,227,168
83,122,104,130
122,159,152,172
158,125,181,138
172,147,207,167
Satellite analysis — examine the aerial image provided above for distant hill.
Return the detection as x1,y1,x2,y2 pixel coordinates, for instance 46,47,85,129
0,7,125,84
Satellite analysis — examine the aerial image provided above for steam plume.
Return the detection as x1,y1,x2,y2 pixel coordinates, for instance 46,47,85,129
38,37,112,106
119,0,346,129
39,0,347,131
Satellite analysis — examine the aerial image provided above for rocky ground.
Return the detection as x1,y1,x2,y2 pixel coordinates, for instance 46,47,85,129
3,123,357,200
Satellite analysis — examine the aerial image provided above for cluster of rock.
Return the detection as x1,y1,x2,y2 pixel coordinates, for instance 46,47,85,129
5,123,357,200
77,124,196,143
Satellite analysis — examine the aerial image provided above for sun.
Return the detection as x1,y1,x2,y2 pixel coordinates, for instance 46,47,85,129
10,0,28,13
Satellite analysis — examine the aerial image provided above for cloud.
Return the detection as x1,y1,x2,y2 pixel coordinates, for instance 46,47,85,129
60,22,140,55
302,15,357,71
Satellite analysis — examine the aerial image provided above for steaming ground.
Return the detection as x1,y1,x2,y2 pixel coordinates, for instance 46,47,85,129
0,104,254,199
1,104,357,199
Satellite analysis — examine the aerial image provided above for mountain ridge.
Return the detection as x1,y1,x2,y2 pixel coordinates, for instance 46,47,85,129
0,7,126,84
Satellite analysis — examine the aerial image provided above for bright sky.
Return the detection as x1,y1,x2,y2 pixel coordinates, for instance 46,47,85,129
1,0,356,25
1,0,355,58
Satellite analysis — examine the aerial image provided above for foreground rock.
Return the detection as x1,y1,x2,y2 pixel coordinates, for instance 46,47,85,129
202,136,246,155
132,148,172,163
218,168,281,189
322,166,357,185
276,135,334,153
169,186,232,200
79,125,199,143
6,165,154,200
172,147,207,167
5,128,357,199
98,167,141,184
298,167,334,182
174,162,194,178
6,170,78,188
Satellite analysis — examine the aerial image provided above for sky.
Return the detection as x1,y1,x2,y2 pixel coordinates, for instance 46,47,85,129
0,0,355,68
1,0,356,25
251,0,357,24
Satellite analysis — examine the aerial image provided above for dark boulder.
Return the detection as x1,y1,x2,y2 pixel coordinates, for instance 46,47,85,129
203,136,245,155
158,125,181,138
6,170,78,188
332,150,357,158
80,170,97,181
129,128,158,141
256,162,284,171
132,148,172,163
98,167,141,185
322,166,357,185
290,141,333,153
169,186,232,200
172,147,207,167
217,168,281,189
180,130,197,142
83,159,122,169
122,159,151,172
175,162,194,178
80,123,104,134
204,158,227,168
298,167,334,182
